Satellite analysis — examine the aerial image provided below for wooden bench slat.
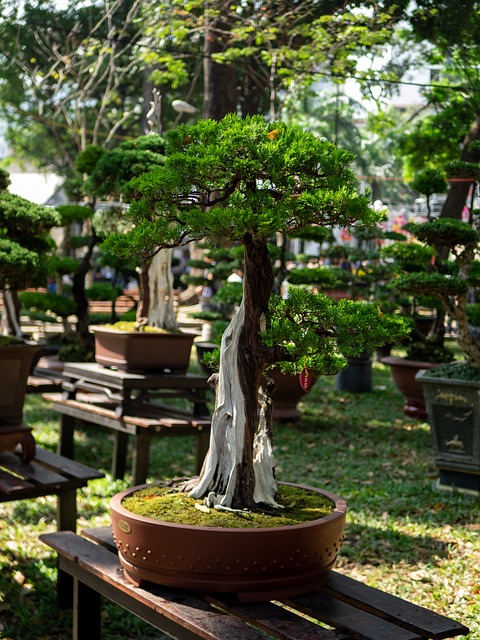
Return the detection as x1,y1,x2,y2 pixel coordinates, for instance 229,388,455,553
34,447,104,482
41,532,273,640
323,572,470,639
283,591,422,640
0,469,36,493
206,596,344,640
46,394,211,430
0,451,70,487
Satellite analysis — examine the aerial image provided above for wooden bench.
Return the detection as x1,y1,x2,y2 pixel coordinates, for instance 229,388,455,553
0,445,103,532
44,393,211,486
41,526,470,640
27,366,64,393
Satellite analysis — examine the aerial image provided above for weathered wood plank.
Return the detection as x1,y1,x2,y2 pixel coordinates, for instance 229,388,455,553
0,451,69,487
323,572,470,639
0,469,36,493
33,447,104,482
283,591,422,640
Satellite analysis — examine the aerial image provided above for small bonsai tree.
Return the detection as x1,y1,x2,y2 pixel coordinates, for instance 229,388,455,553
0,168,61,337
104,115,409,510
86,134,176,330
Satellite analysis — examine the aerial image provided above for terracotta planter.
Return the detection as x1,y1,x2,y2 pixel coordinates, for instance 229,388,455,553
417,368,480,494
381,356,441,419
92,326,195,373
110,482,347,602
270,368,316,422
0,342,41,425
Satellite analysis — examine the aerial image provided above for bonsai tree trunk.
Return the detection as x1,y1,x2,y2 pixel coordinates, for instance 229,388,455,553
0,288,23,337
147,249,177,330
189,235,279,510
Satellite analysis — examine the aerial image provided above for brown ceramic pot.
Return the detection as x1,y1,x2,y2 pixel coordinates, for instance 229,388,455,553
110,482,347,602
92,326,195,373
0,342,41,425
381,356,441,419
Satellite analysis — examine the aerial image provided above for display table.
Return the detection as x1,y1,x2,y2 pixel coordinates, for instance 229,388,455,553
44,362,213,485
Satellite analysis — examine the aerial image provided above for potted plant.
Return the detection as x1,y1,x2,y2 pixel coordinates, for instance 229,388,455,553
379,214,455,418
85,135,196,372
106,115,409,600
402,215,480,493
0,168,61,460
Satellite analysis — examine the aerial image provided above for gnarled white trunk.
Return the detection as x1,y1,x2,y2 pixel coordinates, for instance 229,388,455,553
147,249,178,330
189,301,279,510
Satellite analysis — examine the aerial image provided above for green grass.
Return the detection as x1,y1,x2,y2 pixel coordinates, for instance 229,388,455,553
0,354,479,639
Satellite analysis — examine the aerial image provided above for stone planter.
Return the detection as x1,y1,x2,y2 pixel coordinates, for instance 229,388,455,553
417,368,480,494
110,482,347,602
381,356,441,419
92,326,195,374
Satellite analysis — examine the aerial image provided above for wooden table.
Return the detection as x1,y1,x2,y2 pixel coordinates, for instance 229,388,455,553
61,363,212,417
41,526,470,640
44,362,212,485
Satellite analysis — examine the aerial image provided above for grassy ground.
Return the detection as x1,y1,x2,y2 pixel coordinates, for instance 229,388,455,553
0,351,479,639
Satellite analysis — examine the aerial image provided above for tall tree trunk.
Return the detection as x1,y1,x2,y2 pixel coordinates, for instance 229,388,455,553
440,108,480,220
189,236,278,510
203,1,238,120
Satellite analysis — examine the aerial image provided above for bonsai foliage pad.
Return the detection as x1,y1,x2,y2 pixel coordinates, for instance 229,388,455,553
110,482,347,602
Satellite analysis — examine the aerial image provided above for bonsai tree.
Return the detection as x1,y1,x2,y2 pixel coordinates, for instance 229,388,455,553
0,168,61,337
86,134,178,330
410,167,448,221
104,115,409,510
395,217,480,373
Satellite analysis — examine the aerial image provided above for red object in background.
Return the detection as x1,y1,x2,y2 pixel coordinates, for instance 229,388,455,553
299,367,313,391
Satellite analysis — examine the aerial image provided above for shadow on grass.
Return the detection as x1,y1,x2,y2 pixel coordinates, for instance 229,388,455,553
340,522,449,567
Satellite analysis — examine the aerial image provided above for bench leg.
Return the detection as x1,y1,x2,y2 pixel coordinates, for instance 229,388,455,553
112,431,128,480
57,487,77,532
58,414,75,459
73,578,102,640
132,432,150,486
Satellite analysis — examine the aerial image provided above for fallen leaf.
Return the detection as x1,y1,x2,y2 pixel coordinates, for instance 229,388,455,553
195,503,210,514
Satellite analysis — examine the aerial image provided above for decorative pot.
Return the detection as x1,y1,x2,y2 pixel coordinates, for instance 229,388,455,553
381,356,441,419
0,342,41,425
195,342,315,422
91,326,195,374
0,342,41,462
417,368,480,494
110,482,347,602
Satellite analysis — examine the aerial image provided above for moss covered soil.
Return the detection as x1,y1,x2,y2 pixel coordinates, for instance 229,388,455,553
121,482,335,528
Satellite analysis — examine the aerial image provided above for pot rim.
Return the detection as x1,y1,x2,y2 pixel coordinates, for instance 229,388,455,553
110,481,347,534
90,324,193,337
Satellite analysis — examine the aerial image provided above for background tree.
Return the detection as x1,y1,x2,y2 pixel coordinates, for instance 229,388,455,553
0,168,60,336
0,0,146,174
